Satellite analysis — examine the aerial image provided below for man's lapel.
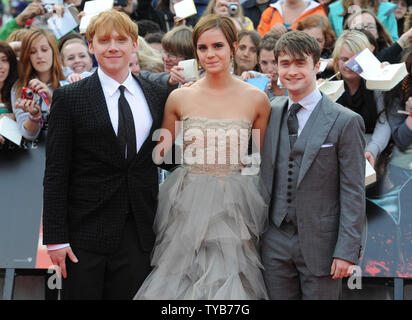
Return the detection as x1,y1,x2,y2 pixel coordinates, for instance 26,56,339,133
260,97,287,196
270,97,288,165
297,95,339,187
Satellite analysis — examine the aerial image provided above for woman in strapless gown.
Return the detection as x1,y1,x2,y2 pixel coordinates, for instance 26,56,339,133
134,15,271,300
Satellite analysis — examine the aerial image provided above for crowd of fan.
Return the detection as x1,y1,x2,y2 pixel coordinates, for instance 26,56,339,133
1,0,412,169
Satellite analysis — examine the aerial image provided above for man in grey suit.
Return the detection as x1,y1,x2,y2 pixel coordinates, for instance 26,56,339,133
260,31,366,299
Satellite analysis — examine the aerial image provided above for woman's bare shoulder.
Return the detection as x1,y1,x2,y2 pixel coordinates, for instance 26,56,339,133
168,81,203,99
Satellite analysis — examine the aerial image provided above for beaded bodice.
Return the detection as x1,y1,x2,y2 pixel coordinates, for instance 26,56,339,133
181,117,252,176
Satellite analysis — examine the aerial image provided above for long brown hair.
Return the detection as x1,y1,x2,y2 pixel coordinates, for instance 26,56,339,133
344,8,393,51
192,14,238,62
234,29,261,75
0,41,18,110
296,14,337,54
15,28,64,99
384,47,412,109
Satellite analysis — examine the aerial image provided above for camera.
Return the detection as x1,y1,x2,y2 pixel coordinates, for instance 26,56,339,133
113,0,128,7
227,2,239,16
22,87,34,100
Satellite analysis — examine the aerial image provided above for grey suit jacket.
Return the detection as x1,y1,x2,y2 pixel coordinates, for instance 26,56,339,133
261,94,366,276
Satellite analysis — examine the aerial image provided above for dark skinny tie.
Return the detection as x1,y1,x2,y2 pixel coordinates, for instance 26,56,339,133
287,103,302,150
118,85,136,161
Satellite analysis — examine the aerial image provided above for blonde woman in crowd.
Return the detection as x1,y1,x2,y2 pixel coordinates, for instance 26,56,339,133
6,28,29,59
138,36,164,73
332,30,391,167
60,38,94,75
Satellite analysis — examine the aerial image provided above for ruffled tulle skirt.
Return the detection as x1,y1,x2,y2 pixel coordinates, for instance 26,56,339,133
134,166,269,300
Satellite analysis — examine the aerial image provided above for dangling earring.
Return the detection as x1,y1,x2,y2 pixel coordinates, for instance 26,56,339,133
230,55,235,74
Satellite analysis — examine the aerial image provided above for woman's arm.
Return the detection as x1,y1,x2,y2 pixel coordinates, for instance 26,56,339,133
387,96,412,151
154,89,182,165
11,84,42,141
365,91,391,164
252,89,271,152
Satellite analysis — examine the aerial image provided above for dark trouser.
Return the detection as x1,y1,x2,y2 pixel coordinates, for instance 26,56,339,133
261,222,341,300
62,216,151,300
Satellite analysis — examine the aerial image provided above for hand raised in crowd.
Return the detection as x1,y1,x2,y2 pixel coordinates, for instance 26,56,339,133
78,11,86,22
365,151,375,168
0,135,4,144
330,258,354,280
14,98,42,116
8,41,21,57
270,23,289,36
53,5,66,18
240,71,255,81
168,65,186,86
15,2,45,26
405,97,412,112
398,27,412,48
214,0,229,15
67,73,83,83
174,16,186,27
48,247,78,279
28,79,53,105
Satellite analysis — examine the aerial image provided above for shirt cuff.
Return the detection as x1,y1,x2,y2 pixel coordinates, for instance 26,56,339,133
47,243,70,251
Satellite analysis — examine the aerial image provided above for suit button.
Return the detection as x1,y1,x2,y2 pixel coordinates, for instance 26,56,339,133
287,192,292,196
289,157,294,162
288,178,292,182
288,164,293,168
287,185,292,189
287,199,292,203
288,171,292,175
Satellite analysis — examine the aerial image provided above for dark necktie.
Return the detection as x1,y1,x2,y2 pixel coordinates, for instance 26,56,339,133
287,103,302,150
118,85,136,161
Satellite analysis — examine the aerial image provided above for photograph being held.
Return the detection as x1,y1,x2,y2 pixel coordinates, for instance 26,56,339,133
332,30,391,167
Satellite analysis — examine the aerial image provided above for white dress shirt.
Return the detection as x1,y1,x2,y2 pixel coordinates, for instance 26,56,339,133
47,68,153,252
288,88,322,136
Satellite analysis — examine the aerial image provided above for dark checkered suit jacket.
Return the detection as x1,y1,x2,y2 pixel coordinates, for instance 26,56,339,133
43,71,171,254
